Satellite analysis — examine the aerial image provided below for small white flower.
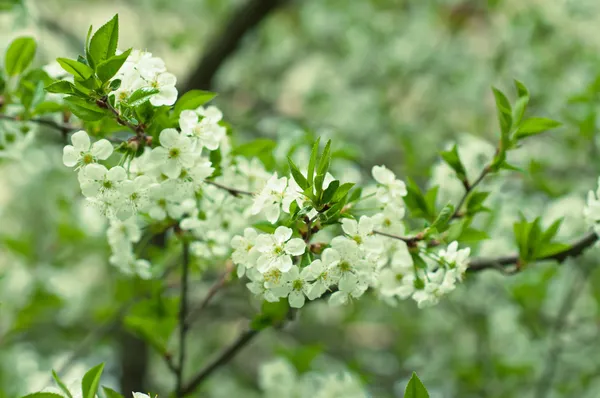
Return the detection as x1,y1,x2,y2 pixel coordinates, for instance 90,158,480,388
231,228,260,269
276,265,312,308
372,165,407,204
116,175,154,220
341,216,383,253
437,241,470,276
149,72,178,106
79,164,127,200
151,129,197,179
63,130,113,168
255,226,306,273
251,173,289,223
303,248,339,300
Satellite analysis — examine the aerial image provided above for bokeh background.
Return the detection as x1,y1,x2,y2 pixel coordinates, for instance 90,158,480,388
2,0,600,397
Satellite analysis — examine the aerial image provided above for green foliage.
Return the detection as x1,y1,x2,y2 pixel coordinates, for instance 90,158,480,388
403,178,438,223
440,144,467,182
513,216,570,264
4,36,36,76
20,394,64,398
52,370,73,398
251,299,290,330
63,96,107,121
87,15,119,68
81,363,104,398
102,387,124,398
514,117,562,139
123,297,178,354
404,372,429,398
173,89,217,117
56,58,94,80
96,48,132,82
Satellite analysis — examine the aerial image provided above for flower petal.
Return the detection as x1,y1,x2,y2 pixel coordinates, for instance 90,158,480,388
284,238,306,256
62,145,78,167
159,128,180,148
70,130,90,151
274,226,292,243
91,139,114,160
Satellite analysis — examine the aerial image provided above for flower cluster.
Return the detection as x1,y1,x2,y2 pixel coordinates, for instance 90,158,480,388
258,357,366,398
233,164,472,308
113,49,178,107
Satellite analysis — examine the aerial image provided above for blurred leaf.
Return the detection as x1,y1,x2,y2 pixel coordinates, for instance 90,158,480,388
102,387,124,398
307,138,320,186
492,87,512,139
5,36,36,76
321,179,339,205
21,394,64,398
404,372,429,398
52,370,73,398
64,96,107,121
288,156,309,190
440,144,467,181
514,117,562,139
251,300,289,330
81,363,104,398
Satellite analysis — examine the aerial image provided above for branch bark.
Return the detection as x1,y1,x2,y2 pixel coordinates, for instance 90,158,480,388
182,0,291,91
468,232,598,272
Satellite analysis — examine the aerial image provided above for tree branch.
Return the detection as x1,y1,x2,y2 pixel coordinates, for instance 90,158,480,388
467,231,598,272
0,114,78,135
182,0,291,91
179,328,259,396
204,180,254,197
185,262,235,327
176,241,191,396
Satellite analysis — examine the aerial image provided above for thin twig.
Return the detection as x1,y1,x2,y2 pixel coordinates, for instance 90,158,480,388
373,230,424,245
467,232,598,272
179,328,259,396
204,179,254,197
0,114,78,135
99,98,147,139
452,164,491,219
176,241,191,396
185,262,235,327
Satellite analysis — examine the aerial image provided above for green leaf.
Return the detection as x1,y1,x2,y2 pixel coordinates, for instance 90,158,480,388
321,180,340,205
96,48,131,82
5,36,36,76
251,299,290,330
89,14,119,66
404,372,430,398
314,173,325,197
102,387,124,398
64,96,107,121
33,101,64,115
512,96,529,127
466,191,490,215
332,182,355,203
492,87,512,140
81,363,105,398
410,252,427,270
307,138,320,186
52,370,73,398
127,87,159,107
20,394,64,398
288,157,309,190
514,79,529,99
317,139,331,176
56,58,94,80
458,227,489,242
109,79,121,92
428,203,455,234
45,80,78,95
440,144,467,181
173,89,217,117
85,25,94,68
514,117,562,139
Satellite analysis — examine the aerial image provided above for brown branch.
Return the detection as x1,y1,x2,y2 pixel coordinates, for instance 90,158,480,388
182,0,291,91
175,241,191,396
452,164,491,219
185,262,235,327
204,179,254,197
467,231,598,272
179,328,259,396
0,113,78,135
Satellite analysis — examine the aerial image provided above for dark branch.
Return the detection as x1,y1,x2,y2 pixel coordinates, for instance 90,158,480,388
185,262,234,327
0,114,78,135
204,180,254,197
452,164,491,219
179,328,259,396
176,241,191,396
182,0,291,91
468,231,598,272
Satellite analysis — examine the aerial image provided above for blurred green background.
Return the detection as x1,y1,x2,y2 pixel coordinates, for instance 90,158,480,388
2,0,600,397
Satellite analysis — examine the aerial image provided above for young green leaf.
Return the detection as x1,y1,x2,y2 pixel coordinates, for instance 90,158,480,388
21,394,64,398
102,387,124,398
514,79,529,99
64,96,107,121
173,89,217,117
251,299,290,330
428,203,455,234
51,370,73,398
492,87,512,140
440,144,467,181
514,117,562,139
321,179,340,205
96,48,131,82
307,138,320,186
332,182,355,203
127,87,159,107
5,36,36,76
404,372,430,398
81,363,105,398
56,58,94,80
317,139,331,176
45,80,78,95
288,156,309,190
88,14,119,66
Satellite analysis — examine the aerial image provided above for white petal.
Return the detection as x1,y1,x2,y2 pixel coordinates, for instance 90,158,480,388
62,146,78,167
284,238,306,256
264,203,280,224
70,130,90,151
84,163,108,180
91,139,114,160
179,110,199,133
329,291,348,306
288,291,305,308
341,218,358,236
277,255,293,272
274,226,292,243
107,166,127,181
161,159,182,179
159,128,180,148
